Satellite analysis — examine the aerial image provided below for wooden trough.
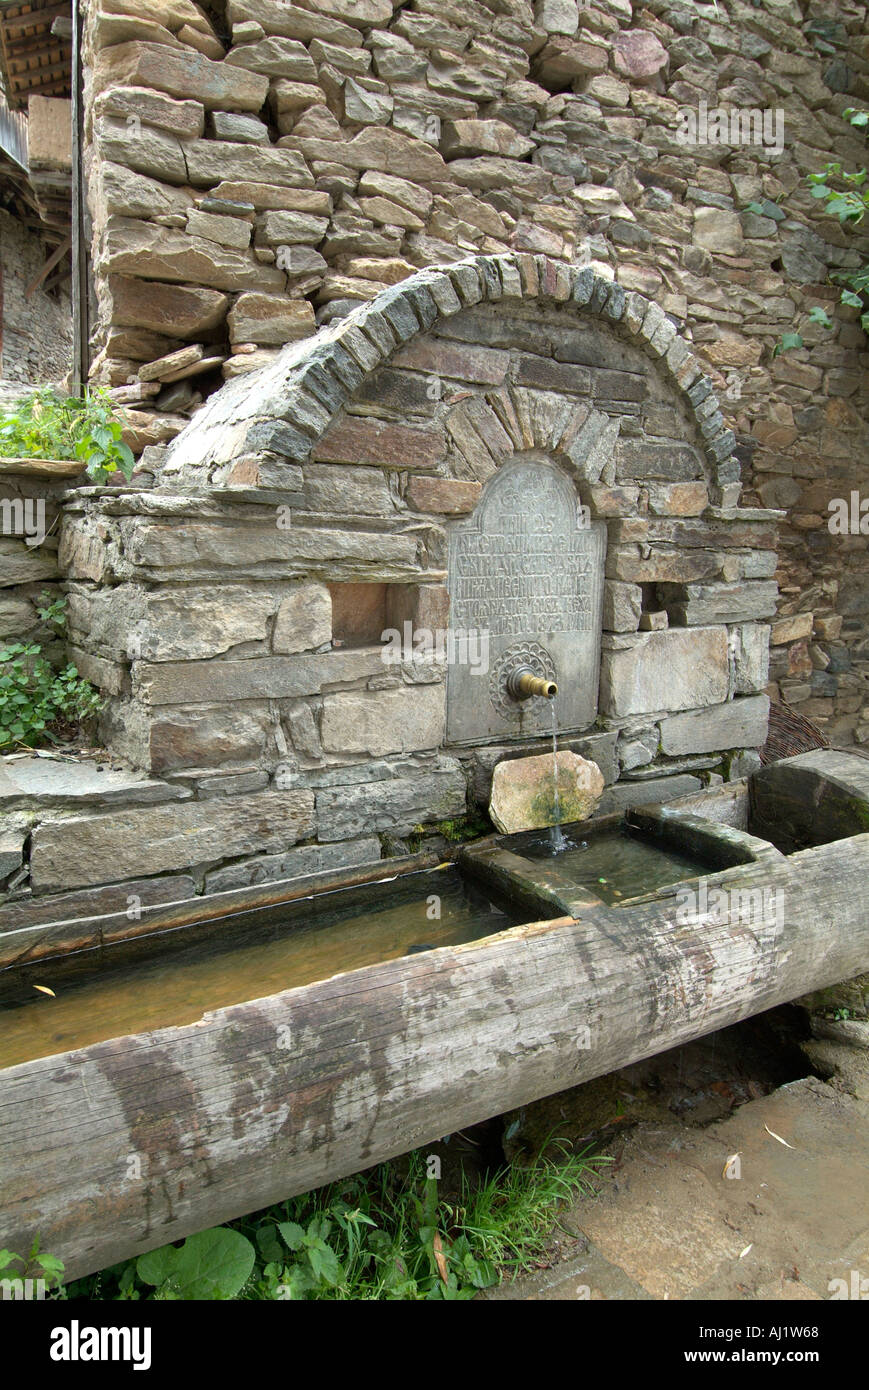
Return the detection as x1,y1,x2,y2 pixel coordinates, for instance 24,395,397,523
1,750,869,1282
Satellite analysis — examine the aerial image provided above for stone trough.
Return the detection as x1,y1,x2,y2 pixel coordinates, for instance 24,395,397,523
1,749,868,1283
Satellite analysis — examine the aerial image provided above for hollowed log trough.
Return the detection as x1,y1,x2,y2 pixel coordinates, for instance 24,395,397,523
1,750,869,1282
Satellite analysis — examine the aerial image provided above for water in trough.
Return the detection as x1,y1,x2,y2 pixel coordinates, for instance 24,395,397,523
0,866,523,1068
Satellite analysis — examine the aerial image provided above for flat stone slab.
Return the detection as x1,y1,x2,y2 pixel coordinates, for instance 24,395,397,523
29,789,316,892
489,750,604,833
482,1075,869,1301
0,756,186,806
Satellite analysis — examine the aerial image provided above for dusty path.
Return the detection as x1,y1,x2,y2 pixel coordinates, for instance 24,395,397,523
483,1024,869,1301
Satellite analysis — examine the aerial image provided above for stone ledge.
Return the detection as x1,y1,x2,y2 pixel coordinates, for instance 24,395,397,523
28,788,316,892
0,755,188,808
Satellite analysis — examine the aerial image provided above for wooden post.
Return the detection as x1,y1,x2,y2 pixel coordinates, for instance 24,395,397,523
70,0,88,397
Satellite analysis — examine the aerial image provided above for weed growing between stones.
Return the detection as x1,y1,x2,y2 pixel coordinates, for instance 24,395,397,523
0,595,101,750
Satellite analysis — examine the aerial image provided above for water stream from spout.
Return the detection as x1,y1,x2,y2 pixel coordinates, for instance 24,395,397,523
549,699,569,853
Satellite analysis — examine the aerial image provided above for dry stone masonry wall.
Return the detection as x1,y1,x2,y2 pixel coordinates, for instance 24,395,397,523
2,0,865,918
80,0,869,749
0,208,73,386
47,253,775,913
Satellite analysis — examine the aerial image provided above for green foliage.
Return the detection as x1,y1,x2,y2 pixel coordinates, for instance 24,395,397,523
0,1238,66,1297
746,198,786,223
773,331,805,357
452,1141,609,1274
433,811,492,843
0,387,135,483
775,108,869,354
405,811,493,851
0,596,102,750
68,1142,609,1302
135,1229,255,1300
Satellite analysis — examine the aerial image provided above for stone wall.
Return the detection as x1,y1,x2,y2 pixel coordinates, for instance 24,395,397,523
80,0,869,748
0,473,66,654
46,255,776,906
0,208,73,385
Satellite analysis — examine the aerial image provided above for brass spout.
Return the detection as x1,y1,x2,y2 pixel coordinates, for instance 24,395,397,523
507,666,558,701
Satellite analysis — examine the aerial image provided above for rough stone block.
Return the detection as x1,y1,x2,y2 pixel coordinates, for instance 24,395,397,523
100,700,270,773
771,612,813,645
598,774,703,813
662,581,778,626
94,41,269,111
108,275,230,338
600,627,729,717
121,519,417,580
273,582,332,653
607,547,720,585
603,580,642,633
469,730,618,803
203,834,381,892
659,695,770,755
316,762,466,840
228,293,316,344
313,416,445,469
134,648,386,705
489,750,604,833
321,683,445,756
30,790,316,890
95,85,205,140
405,477,482,514
0,539,58,587
731,623,770,695
103,218,285,293
27,95,71,171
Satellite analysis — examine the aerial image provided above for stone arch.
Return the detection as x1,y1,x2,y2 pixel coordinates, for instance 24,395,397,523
161,252,739,508
63,250,776,809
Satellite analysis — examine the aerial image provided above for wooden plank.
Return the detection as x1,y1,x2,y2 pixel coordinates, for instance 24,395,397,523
8,57,71,86
24,231,70,298
4,32,67,59
41,267,70,294
2,834,868,1282
0,6,69,39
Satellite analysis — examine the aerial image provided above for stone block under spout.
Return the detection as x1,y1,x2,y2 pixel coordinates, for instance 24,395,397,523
489,750,605,834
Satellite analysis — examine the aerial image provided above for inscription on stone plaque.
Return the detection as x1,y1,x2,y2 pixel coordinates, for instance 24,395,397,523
446,458,605,744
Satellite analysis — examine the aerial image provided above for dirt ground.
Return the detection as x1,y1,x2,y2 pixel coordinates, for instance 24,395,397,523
482,1010,869,1301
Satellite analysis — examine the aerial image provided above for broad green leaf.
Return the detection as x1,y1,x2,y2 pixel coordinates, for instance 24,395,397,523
170,1228,254,1299
277,1221,306,1252
774,333,803,355
136,1244,178,1288
256,1225,284,1264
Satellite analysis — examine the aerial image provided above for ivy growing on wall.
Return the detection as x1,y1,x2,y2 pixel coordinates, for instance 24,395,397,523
773,107,869,355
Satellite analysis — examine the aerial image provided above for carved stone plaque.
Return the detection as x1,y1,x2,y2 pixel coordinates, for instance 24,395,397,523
446,458,605,744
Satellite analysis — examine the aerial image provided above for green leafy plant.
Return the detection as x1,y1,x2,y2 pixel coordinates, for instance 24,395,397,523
774,108,868,353
135,1229,255,1300
0,1239,66,1298
243,1159,497,1301
0,387,135,483
68,1141,610,1302
0,596,102,750
449,1141,609,1274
